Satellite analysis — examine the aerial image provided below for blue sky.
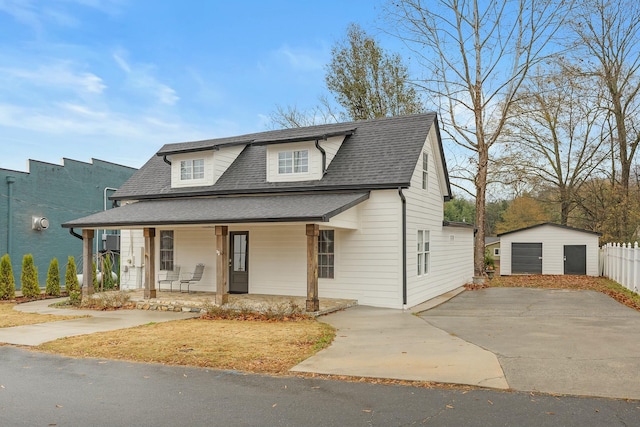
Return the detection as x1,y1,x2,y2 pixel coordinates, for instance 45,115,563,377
0,0,392,172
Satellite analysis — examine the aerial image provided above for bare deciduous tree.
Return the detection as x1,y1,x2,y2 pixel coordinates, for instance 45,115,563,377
503,62,609,225
386,0,572,278
570,0,640,240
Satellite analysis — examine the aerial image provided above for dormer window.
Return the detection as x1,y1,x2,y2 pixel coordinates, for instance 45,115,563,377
180,159,205,180
278,150,308,174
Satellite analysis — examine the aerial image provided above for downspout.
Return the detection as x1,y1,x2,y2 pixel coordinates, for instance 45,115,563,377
69,228,83,240
163,155,172,165
6,176,15,259
99,187,118,270
314,139,327,175
398,188,407,307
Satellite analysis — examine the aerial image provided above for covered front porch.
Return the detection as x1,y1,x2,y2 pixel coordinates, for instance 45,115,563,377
63,192,369,313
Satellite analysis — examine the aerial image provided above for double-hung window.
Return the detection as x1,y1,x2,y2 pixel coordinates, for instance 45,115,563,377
417,230,430,276
160,230,174,271
318,230,334,279
278,150,308,174
422,152,429,190
180,159,205,180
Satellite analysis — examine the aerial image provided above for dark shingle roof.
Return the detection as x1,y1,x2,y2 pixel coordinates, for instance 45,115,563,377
113,113,448,200
62,192,369,228
497,222,602,237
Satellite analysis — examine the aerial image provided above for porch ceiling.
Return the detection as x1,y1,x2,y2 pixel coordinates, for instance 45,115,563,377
62,192,370,228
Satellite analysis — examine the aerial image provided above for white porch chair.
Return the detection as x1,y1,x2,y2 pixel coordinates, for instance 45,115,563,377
157,266,181,292
179,264,205,293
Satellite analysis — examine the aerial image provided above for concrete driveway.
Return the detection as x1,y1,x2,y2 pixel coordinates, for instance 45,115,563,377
420,288,640,400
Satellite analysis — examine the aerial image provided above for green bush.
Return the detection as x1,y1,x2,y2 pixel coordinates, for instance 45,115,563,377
20,254,40,298
68,290,82,307
484,249,496,270
102,253,115,290
0,254,16,300
65,256,80,293
92,260,98,289
45,258,61,297
81,291,131,309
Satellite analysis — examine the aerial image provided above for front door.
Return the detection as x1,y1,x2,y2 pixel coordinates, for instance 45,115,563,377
229,231,249,293
564,245,587,275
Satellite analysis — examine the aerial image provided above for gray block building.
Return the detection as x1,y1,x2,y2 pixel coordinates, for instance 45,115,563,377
1,158,136,288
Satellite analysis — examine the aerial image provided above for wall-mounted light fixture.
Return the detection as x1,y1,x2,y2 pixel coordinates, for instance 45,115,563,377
32,216,49,231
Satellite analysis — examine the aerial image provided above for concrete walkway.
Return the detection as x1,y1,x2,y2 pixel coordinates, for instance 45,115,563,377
291,304,509,389
0,298,199,346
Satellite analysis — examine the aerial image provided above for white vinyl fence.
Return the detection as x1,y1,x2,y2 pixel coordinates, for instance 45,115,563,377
601,242,640,293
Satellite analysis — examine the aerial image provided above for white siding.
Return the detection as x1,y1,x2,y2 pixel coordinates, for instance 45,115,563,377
213,145,244,182
119,229,144,290
327,203,360,229
320,135,347,168
404,127,474,307
500,225,600,276
328,190,403,307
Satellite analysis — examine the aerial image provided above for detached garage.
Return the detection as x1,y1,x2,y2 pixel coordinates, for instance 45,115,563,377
498,223,601,276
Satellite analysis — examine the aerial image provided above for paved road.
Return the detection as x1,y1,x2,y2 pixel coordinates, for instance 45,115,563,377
421,288,640,400
0,347,638,427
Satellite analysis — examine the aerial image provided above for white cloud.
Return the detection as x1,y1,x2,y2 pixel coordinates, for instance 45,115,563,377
112,49,179,106
274,44,327,71
0,62,107,95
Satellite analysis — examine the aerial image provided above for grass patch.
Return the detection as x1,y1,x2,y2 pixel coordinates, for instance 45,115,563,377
37,318,335,374
471,275,640,311
0,303,83,328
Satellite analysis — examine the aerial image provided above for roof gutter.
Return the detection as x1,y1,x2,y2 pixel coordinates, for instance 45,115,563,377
398,188,407,307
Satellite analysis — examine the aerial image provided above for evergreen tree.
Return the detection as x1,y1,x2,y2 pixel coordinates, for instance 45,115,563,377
65,256,80,293
20,254,40,298
45,258,61,297
103,253,115,290
0,254,16,300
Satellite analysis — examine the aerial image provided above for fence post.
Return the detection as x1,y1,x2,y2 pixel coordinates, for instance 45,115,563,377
615,243,621,284
630,241,640,293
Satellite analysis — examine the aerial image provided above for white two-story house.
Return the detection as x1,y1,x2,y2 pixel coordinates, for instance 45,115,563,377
63,113,474,310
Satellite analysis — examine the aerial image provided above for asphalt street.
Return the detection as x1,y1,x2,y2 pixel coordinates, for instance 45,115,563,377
1,347,638,427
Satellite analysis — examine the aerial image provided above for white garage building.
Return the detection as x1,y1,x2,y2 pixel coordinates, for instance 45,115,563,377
498,223,601,276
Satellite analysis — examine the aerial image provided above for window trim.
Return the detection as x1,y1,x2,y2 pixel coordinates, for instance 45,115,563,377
278,149,309,174
318,229,334,279
494,248,500,256
159,230,174,271
417,229,430,276
180,158,205,181
422,152,429,190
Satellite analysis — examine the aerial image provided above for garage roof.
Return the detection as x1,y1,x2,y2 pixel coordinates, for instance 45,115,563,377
497,222,602,237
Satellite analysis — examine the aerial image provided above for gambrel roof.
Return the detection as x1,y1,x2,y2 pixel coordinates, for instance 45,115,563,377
112,113,451,201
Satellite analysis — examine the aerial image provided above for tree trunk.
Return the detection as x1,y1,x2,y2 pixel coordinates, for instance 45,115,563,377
474,142,489,278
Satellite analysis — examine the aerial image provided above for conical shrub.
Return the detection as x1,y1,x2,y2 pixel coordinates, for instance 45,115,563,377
45,258,61,297
0,254,16,300
21,254,40,298
65,256,80,293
